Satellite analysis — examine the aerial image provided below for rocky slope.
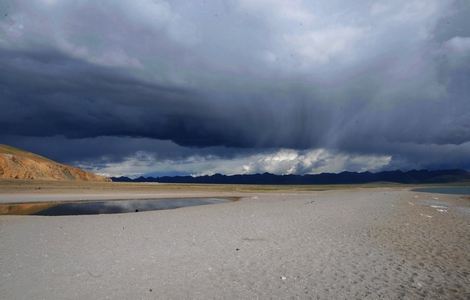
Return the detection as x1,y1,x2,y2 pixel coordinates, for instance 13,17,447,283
0,144,110,182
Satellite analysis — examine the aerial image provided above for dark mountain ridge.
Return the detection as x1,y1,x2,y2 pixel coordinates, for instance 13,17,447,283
112,169,470,185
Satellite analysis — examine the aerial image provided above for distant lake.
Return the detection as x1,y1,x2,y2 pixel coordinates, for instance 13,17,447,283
412,186,470,195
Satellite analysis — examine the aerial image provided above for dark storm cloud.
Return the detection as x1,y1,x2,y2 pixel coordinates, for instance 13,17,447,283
1,0,470,174
0,47,331,148
0,48,214,143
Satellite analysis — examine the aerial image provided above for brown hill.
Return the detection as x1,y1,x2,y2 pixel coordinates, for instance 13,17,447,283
0,144,110,182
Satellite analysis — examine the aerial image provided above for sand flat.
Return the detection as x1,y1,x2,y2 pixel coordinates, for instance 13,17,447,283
0,186,469,299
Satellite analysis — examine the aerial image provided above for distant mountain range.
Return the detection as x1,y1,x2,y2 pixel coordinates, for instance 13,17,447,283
112,169,470,185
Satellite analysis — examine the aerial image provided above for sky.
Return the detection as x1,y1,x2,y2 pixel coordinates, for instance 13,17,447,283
1,0,470,177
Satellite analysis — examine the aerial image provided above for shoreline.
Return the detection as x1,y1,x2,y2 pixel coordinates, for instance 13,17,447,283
1,186,469,298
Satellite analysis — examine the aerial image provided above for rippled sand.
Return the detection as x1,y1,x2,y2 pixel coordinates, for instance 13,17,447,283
1,187,469,299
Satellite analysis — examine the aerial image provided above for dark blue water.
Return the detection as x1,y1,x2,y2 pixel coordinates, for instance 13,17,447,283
33,198,230,216
412,186,470,195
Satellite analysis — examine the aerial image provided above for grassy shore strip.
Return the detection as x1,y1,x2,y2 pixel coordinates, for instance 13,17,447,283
0,179,434,193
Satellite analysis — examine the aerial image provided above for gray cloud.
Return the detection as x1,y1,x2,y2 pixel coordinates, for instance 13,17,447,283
1,0,469,175
78,148,392,178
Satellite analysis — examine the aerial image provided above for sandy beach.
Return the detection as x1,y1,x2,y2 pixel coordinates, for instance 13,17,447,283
1,184,469,299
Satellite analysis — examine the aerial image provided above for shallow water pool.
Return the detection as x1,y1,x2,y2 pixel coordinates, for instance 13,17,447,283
0,198,232,216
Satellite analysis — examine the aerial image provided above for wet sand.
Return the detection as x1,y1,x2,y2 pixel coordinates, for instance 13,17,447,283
0,185,469,299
